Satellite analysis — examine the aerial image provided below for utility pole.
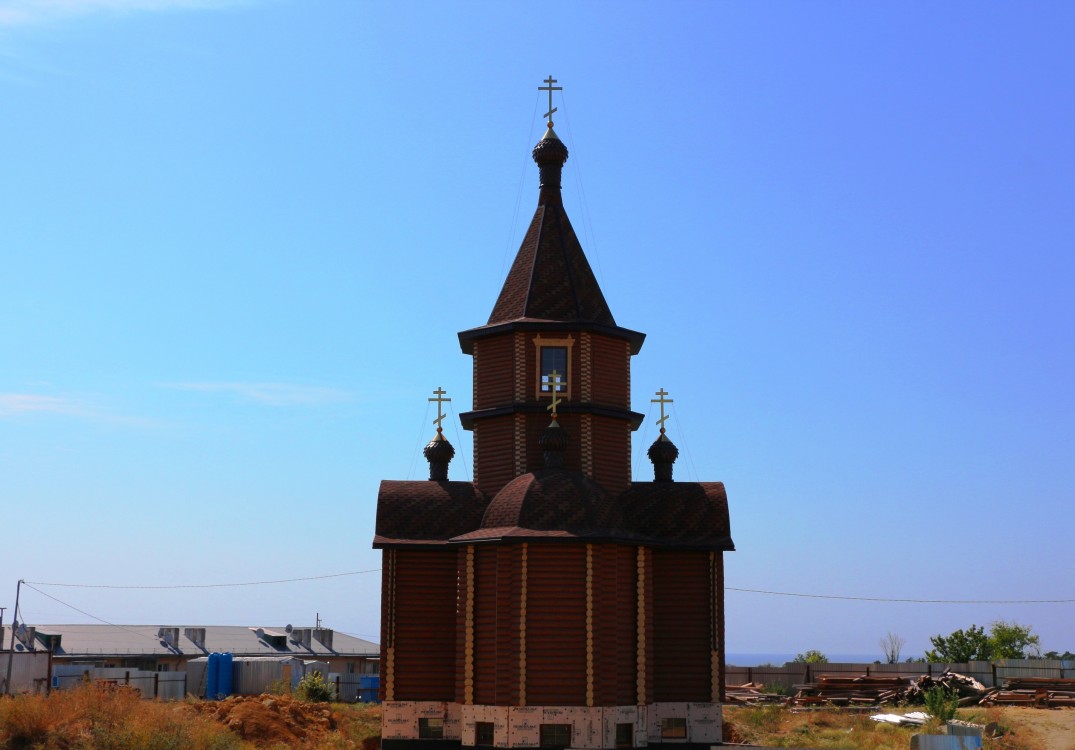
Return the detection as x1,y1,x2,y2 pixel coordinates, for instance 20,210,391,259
4,580,22,695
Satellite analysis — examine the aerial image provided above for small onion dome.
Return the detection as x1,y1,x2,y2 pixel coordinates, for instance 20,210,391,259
423,432,455,481
647,434,679,482
533,129,568,205
538,418,569,469
532,128,569,166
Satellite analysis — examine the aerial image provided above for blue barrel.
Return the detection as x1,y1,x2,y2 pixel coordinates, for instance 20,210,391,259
218,653,233,697
206,653,220,699
358,675,380,702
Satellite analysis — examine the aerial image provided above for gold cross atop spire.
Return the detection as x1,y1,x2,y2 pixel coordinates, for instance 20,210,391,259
538,75,562,128
651,388,673,435
546,370,563,419
429,387,451,435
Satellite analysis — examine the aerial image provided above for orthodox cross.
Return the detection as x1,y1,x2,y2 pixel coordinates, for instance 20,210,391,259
538,75,562,127
651,388,673,435
429,387,451,435
546,370,563,418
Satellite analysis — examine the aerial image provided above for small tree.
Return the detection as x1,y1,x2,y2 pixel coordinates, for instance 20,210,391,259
794,650,829,664
989,621,1040,659
879,632,906,664
1042,650,1075,660
923,686,959,722
295,670,335,702
926,625,991,662
926,622,1041,662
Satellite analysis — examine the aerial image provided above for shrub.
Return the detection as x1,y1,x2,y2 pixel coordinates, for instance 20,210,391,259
760,683,790,696
296,671,335,702
923,686,959,722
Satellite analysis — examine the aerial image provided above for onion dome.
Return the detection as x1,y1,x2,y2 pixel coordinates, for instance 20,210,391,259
423,433,455,481
647,434,679,482
533,128,569,205
538,418,568,469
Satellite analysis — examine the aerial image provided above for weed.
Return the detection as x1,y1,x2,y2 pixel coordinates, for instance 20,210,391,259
296,671,335,703
737,705,785,733
923,685,960,722
761,683,791,696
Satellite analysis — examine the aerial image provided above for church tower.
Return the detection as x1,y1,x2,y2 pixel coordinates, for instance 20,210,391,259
458,122,644,499
374,79,734,750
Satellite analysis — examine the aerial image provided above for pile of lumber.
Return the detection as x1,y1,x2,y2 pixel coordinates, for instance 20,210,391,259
724,682,787,705
788,674,909,707
980,677,1075,708
777,670,1074,709
906,671,988,706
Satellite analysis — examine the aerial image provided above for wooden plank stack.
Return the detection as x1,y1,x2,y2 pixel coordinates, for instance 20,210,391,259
724,682,787,705
788,674,910,707
980,677,1075,708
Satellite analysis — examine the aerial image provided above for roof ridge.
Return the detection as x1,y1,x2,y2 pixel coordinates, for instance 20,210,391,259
521,204,546,318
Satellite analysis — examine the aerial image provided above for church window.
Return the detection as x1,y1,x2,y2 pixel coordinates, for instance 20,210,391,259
476,721,494,745
660,718,687,739
534,335,574,400
540,724,572,747
419,718,444,739
541,347,567,392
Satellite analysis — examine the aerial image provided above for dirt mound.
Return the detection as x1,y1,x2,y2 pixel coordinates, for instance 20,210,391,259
190,694,337,746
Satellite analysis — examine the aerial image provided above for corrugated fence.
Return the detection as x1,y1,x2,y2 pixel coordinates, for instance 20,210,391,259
726,659,1075,690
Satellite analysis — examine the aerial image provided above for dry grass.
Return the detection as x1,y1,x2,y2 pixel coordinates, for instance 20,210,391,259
724,705,1049,750
5,691,1055,750
725,706,919,749
0,686,384,750
0,684,241,749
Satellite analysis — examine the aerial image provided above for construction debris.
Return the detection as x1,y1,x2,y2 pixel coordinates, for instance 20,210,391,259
979,677,1075,708
724,682,787,705
760,669,1073,710
870,711,930,726
788,675,909,707
905,670,989,706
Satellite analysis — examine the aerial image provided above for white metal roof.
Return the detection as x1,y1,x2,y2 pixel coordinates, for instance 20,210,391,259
0,624,378,658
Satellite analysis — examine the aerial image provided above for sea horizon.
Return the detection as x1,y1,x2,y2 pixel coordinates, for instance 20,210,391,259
726,653,884,666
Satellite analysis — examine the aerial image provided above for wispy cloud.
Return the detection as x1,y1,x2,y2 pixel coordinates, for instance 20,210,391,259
164,382,354,407
0,393,88,417
0,0,247,27
0,392,157,426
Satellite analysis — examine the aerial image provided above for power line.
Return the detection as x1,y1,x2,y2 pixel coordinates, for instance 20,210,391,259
22,583,161,643
727,587,1075,605
25,568,380,590
22,570,1074,604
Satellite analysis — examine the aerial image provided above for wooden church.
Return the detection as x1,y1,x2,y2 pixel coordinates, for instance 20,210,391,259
374,81,734,750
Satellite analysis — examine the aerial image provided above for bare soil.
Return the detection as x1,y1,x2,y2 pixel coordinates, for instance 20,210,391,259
188,694,337,746
979,706,1075,750
723,705,1075,750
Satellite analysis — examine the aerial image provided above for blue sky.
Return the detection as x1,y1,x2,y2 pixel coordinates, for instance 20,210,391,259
2,0,1073,660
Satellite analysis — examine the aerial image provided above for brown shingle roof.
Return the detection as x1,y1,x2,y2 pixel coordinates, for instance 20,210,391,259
373,480,488,547
373,476,733,550
618,481,735,550
480,469,622,533
486,132,616,327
